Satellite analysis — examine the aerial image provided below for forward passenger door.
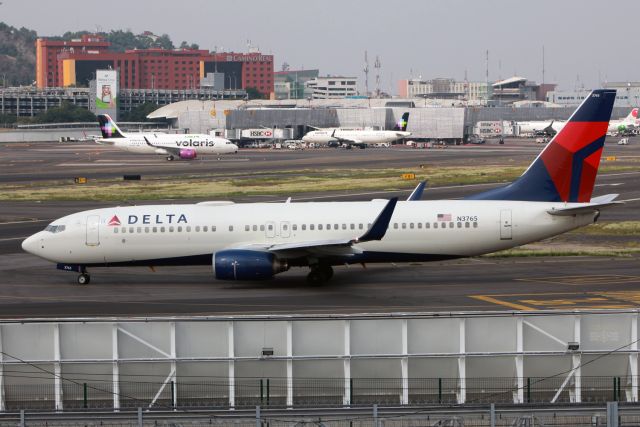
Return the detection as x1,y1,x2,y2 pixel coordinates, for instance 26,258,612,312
86,215,100,246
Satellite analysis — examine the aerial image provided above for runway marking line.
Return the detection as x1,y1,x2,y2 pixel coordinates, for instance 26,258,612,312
515,274,640,286
469,295,535,311
471,291,640,311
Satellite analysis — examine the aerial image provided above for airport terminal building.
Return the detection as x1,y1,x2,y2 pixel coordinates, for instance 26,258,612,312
146,98,632,144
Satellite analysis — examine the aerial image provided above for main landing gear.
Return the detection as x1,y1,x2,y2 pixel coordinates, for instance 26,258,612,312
306,265,333,285
166,155,175,161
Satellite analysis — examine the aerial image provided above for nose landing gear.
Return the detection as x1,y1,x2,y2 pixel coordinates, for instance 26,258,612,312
77,273,91,285
57,264,91,285
166,155,175,161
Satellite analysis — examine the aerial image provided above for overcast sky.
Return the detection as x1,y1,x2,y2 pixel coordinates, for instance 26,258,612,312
2,0,637,93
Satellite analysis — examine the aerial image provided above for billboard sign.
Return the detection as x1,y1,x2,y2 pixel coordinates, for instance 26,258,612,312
96,70,118,110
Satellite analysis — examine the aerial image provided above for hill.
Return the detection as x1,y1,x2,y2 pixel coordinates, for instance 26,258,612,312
0,22,37,86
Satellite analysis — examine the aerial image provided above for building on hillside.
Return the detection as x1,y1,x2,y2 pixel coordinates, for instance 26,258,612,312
36,35,111,88
274,69,319,100
35,36,274,97
306,76,358,99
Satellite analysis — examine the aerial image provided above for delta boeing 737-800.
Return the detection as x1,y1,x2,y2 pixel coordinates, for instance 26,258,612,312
23,90,621,285
96,114,238,161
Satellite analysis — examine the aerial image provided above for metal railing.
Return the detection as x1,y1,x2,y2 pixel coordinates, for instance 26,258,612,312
0,376,632,411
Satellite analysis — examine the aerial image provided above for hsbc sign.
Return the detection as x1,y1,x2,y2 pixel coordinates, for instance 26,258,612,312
240,129,280,139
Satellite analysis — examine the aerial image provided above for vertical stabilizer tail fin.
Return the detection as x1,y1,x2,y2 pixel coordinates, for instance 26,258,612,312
623,107,639,125
467,89,616,202
393,112,410,131
97,114,126,139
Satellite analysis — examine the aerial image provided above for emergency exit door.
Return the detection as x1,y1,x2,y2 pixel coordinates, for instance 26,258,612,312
500,209,512,240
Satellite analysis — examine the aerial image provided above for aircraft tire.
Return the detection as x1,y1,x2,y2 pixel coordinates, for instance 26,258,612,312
307,265,333,285
166,155,175,161
77,273,91,285
318,265,334,280
306,270,324,286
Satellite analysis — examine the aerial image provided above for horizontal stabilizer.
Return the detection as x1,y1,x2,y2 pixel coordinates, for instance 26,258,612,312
547,194,622,216
590,194,620,204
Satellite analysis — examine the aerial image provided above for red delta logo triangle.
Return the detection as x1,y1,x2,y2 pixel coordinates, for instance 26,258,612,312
108,215,121,226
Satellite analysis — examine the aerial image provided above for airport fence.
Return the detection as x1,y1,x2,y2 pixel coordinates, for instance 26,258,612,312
0,376,632,411
0,406,639,427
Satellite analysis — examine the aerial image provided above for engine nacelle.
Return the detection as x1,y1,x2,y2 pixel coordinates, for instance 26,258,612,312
179,149,197,159
213,250,288,281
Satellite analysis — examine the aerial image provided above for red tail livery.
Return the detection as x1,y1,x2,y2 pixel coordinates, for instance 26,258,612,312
468,89,616,202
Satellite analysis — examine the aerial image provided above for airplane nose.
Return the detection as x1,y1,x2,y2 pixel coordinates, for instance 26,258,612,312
21,234,39,255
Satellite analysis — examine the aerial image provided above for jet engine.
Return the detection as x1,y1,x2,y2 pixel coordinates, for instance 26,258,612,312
213,250,288,280
179,149,197,159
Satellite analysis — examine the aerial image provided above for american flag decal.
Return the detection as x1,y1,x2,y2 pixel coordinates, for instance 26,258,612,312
437,213,452,221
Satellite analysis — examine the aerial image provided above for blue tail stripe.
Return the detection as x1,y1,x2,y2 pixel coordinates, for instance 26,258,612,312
568,136,606,202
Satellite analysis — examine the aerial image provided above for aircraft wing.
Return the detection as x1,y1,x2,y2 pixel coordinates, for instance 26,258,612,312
144,136,180,155
230,198,398,257
330,130,365,147
546,194,622,216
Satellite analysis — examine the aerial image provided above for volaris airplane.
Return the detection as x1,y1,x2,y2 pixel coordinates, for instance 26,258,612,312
96,114,238,161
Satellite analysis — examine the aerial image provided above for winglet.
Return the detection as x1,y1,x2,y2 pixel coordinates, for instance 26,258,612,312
357,198,398,242
143,136,154,147
407,181,427,201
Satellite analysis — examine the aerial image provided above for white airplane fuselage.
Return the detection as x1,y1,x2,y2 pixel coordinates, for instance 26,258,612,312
22,200,595,267
302,129,411,145
517,121,555,135
101,133,238,156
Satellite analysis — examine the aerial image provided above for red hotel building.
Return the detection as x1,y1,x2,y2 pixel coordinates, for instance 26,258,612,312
36,36,274,97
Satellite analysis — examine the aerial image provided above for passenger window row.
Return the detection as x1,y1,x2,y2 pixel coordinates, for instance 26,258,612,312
393,221,478,229
244,223,370,232
114,225,217,234
113,221,479,235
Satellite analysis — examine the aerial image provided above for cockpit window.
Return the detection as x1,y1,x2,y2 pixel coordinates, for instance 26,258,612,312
45,224,66,233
